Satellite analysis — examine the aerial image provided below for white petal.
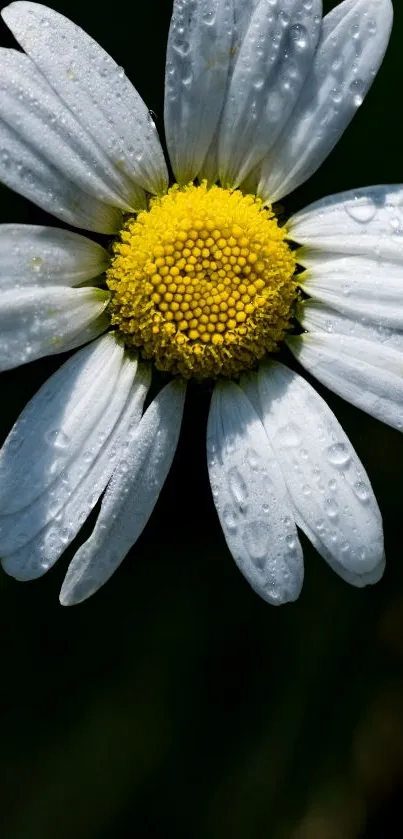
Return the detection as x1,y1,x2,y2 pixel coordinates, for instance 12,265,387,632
232,0,260,43
288,332,403,431
207,381,303,605
298,299,403,353
0,224,109,289
218,0,322,188
0,117,122,234
59,380,186,606
0,333,123,515
289,185,403,261
164,0,233,183
1,365,151,579
241,362,384,582
0,48,146,212
297,253,403,329
198,0,261,184
0,285,110,370
0,351,138,554
2,2,168,195
258,0,393,203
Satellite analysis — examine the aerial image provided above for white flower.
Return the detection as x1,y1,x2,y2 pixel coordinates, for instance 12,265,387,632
0,0,397,606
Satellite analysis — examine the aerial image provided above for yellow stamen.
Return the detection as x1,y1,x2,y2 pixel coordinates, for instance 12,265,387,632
107,182,297,378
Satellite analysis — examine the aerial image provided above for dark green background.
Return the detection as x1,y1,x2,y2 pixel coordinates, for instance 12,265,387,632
1,1,403,836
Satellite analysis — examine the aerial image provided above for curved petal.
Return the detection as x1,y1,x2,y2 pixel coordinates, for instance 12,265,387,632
0,48,146,212
241,361,384,582
199,0,261,184
1,364,151,578
298,299,403,352
0,333,124,515
0,224,109,289
297,253,403,329
164,0,233,183
2,1,168,195
0,118,122,234
289,185,403,261
218,0,322,188
59,380,186,606
288,332,403,431
0,285,110,370
258,0,393,203
207,380,304,605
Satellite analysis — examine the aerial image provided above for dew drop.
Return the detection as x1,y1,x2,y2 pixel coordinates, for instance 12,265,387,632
202,8,216,25
44,428,70,449
246,448,259,470
325,497,339,519
289,23,308,49
252,74,265,90
31,256,43,273
223,504,238,534
366,18,377,35
345,195,377,224
349,78,366,107
353,480,370,502
390,216,402,232
242,519,270,569
326,442,351,466
228,466,248,508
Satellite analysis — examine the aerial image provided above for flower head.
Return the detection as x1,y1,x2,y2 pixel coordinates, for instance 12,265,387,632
0,0,397,606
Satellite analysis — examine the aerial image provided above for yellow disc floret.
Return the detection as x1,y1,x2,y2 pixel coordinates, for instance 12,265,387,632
106,182,296,378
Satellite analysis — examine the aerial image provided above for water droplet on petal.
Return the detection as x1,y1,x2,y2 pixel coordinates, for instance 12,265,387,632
345,195,377,224
349,78,366,107
223,504,238,534
228,466,249,509
242,519,270,569
325,497,339,519
44,429,70,449
326,442,351,467
353,480,370,502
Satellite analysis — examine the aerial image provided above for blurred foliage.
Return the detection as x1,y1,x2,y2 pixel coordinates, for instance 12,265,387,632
1,0,403,837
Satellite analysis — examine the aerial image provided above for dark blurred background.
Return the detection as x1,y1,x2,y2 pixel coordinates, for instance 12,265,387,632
1,0,403,836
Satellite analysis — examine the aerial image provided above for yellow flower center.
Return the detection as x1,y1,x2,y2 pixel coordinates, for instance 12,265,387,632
106,183,296,378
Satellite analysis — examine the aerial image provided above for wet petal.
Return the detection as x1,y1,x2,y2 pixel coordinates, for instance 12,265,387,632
207,380,303,605
0,286,110,370
164,0,233,183
1,365,151,578
296,252,403,329
0,48,146,211
59,380,186,606
289,185,403,261
219,0,322,187
258,0,393,202
0,224,109,289
0,334,123,515
2,1,168,194
288,332,403,431
298,299,403,352
241,361,384,582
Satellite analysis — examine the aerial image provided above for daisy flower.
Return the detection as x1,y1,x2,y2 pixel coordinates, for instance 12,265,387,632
0,0,397,607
